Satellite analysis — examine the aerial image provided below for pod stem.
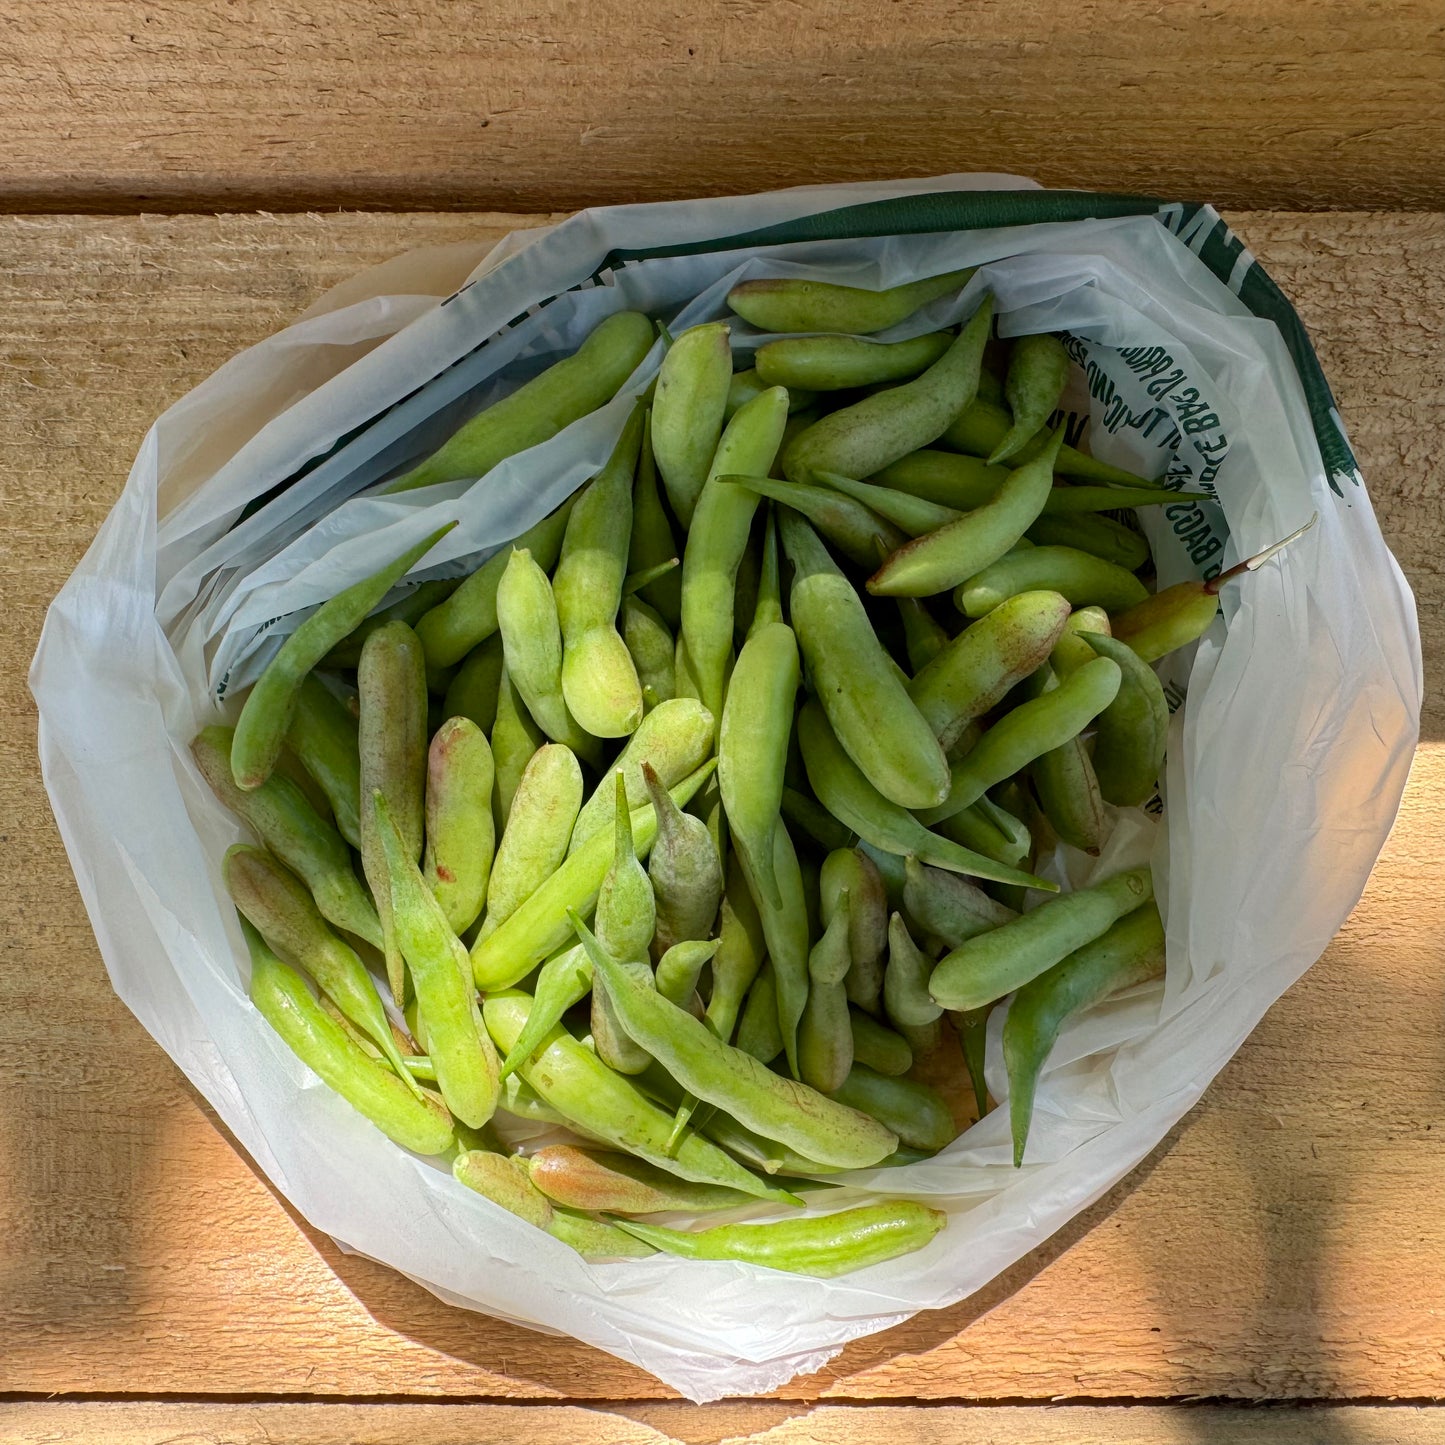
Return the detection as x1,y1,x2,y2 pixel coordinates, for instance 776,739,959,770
1203,512,1317,596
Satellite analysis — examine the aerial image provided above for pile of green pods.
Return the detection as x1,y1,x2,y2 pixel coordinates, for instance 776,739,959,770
203,265,1309,1277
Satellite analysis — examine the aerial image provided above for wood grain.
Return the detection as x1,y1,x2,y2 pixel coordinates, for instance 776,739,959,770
3,1401,1443,1445
0,3,1443,215
0,211,1440,1405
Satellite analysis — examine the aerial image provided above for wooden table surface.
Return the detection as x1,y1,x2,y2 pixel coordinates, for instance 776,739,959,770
1,8,1442,1439
1,208,1440,1443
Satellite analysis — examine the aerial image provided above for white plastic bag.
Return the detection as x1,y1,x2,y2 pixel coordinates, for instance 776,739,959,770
33,174,1421,1401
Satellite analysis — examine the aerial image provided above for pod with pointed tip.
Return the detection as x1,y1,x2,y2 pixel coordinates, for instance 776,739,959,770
569,697,715,853
441,634,506,736
955,546,1150,618
357,620,429,1003
388,310,655,492
495,547,600,760
929,866,1154,1012
374,793,500,1128
780,511,950,810
194,725,381,949
224,843,415,1090
704,856,768,1044
829,1064,956,1154
489,662,545,834
883,912,943,1031
652,321,733,528
780,295,993,485
286,675,364,849
554,405,646,737
245,921,454,1156
903,855,1016,950
990,333,1071,464
943,395,1157,488
1004,900,1165,1165
1083,631,1170,806
680,386,790,721
728,267,974,335
618,1200,946,1277
628,409,684,627
848,1009,913,1076
528,1144,756,1215
918,655,1122,826
644,763,722,958
756,330,953,391
868,427,1064,597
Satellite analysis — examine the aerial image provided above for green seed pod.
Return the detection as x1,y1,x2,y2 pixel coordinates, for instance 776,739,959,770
1083,631,1170,806
628,408,683,627
930,866,1154,1011
829,1064,956,1154
357,620,429,1004
286,674,364,850
798,891,854,1093
483,988,798,1206
225,843,416,1090
423,717,496,936
820,848,889,1016
883,912,943,1029
193,725,381,949
725,367,817,419
943,395,1156,489
592,774,658,1074
917,656,1123,825
728,268,974,335
245,921,454,1156
569,696,715,853
848,1008,913,1076
780,296,993,486
489,662,544,835
479,743,583,940
955,546,1150,619
495,547,599,760
902,855,1016,949
441,633,506,736
652,321,733,528
990,333,1071,464
622,595,676,712
735,959,784,1065
470,762,715,992
554,404,646,738
654,938,720,1013
704,854,768,1044
231,525,454,791
528,1144,755,1215
756,330,953,391
1027,511,1151,571
454,1149,554,1229
1004,900,1165,1165
908,589,1072,751
389,310,655,492
643,762,723,958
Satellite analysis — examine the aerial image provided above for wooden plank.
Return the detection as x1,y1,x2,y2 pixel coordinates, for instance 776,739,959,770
0,4,1443,214
3,1401,1444,1444
0,211,1440,1404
